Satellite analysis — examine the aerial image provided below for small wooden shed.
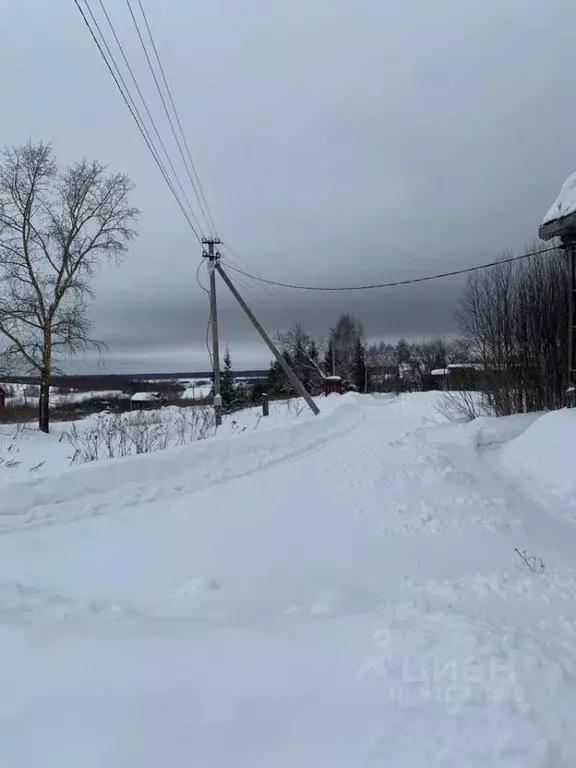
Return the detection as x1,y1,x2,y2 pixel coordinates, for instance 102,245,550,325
325,375,342,396
130,391,160,411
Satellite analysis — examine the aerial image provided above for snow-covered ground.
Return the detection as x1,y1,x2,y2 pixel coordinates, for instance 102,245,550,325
0,398,311,484
1,392,576,766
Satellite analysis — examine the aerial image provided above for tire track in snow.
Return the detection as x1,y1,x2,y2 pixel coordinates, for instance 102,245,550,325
0,400,370,533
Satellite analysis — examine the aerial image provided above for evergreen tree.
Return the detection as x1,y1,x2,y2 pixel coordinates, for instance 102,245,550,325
249,379,267,405
309,339,320,366
221,347,237,408
352,337,367,392
267,351,296,397
324,332,335,376
293,336,312,390
396,337,411,365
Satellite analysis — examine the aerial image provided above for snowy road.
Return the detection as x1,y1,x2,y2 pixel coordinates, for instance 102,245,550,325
1,393,576,766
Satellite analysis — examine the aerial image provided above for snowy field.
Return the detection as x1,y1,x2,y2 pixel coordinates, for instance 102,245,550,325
1,383,127,409
1,377,215,409
1,392,576,766
0,398,309,484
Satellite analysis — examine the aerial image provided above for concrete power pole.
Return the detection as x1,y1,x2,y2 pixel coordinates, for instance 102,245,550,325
567,240,576,405
202,238,223,426
215,263,320,416
538,198,576,408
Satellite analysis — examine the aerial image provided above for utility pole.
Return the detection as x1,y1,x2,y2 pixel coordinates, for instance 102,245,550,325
332,338,336,376
215,263,320,416
202,237,222,426
537,175,576,407
568,240,576,406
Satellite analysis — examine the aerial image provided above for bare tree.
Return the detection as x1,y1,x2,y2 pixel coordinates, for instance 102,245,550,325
0,141,138,432
326,313,364,382
456,245,568,416
401,336,447,390
276,324,325,391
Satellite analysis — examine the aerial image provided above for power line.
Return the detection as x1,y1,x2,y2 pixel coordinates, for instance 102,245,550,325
220,245,561,292
221,244,296,318
74,0,203,242
125,0,215,238
97,0,206,239
135,0,218,237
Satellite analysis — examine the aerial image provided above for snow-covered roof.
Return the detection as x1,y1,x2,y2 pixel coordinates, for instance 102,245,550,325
542,171,576,225
447,363,482,371
431,364,482,376
130,392,159,402
326,375,342,381
540,171,576,239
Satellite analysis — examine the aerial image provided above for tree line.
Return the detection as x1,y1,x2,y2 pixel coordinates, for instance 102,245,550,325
224,244,570,419
219,317,477,407
457,244,568,415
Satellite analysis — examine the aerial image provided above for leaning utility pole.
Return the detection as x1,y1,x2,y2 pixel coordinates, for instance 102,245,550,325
215,263,320,416
202,237,223,426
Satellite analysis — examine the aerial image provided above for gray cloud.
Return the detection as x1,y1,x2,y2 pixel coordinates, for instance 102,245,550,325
1,0,574,373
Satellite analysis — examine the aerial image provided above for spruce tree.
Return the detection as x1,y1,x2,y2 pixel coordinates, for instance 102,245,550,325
324,333,335,376
267,351,296,397
352,337,367,392
221,348,237,408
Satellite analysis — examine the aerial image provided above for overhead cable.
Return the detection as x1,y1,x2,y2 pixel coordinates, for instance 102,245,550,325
135,0,218,237
97,0,206,238
220,245,561,292
74,0,203,242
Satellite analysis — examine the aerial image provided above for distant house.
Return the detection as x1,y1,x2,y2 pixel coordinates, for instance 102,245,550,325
430,368,450,390
130,391,160,410
431,363,484,391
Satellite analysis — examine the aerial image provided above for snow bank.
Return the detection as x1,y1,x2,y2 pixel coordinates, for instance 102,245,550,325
0,396,338,486
501,408,576,514
0,395,360,525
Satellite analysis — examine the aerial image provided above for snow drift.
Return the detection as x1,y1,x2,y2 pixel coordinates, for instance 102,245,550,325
501,408,576,515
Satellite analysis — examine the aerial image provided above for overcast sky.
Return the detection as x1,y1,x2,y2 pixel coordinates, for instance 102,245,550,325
1,0,575,373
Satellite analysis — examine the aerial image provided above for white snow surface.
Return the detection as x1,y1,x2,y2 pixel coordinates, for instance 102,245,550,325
501,407,576,515
130,391,159,402
1,393,576,766
542,169,576,225
182,384,212,399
